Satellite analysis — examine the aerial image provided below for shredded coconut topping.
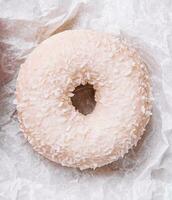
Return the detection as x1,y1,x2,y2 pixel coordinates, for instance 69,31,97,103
16,30,152,170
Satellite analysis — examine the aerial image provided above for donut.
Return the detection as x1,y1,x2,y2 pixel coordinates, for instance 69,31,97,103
16,30,152,170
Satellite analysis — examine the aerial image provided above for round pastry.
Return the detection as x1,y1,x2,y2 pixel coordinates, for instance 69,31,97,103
16,30,152,170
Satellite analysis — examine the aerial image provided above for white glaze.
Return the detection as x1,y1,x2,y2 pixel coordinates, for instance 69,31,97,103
16,30,152,170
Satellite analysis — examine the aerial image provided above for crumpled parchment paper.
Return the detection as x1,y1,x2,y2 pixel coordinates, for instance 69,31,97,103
0,0,172,199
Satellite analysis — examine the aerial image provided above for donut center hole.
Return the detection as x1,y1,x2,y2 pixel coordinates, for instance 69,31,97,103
71,83,96,115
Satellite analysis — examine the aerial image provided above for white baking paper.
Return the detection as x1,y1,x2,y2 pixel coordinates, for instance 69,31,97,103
0,0,172,199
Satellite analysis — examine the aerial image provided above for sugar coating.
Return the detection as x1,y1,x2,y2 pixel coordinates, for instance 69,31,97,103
16,30,152,170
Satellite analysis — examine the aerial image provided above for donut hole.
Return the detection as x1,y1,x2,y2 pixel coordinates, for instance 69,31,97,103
71,83,96,115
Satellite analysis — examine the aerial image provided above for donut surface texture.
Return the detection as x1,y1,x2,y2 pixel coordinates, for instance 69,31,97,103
16,30,152,170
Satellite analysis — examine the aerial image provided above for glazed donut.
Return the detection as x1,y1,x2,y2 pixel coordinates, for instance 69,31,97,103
16,30,152,170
